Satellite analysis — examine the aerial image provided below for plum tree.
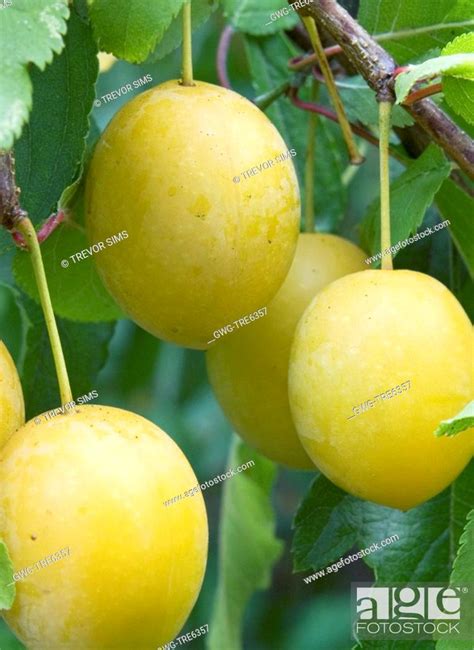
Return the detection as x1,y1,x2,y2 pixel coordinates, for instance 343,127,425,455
86,80,300,349
289,269,473,510
0,404,208,649
207,233,367,469
0,341,24,447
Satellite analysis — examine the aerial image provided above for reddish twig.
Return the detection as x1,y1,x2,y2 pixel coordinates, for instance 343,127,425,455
217,25,235,89
289,45,342,71
288,86,378,143
403,82,443,106
288,86,408,164
12,211,66,248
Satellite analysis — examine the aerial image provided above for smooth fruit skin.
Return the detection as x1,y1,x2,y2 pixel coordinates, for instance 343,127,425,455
86,80,300,349
207,233,367,469
0,405,208,649
0,341,24,448
289,269,473,510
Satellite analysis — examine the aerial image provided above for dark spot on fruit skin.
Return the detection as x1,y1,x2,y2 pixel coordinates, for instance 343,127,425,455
31,535,37,541
268,240,272,244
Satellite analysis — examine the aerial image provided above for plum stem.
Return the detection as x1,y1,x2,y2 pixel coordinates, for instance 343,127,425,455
379,101,393,271
15,217,73,404
301,15,364,165
181,1,194,86
305,79,318,233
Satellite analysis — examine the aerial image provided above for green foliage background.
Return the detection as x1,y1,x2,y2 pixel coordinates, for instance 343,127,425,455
0,1,473,649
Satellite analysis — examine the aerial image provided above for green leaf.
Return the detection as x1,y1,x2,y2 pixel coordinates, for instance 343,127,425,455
442,33,474,125
223,0,300,36
0,620,25,650
0,65,32,152
0,0,69,148
339,76,414,128
19,293,115,420
88,0,186,63
207,437,283,650
360,145,452,259
442,32,474,70
148,0,220,62
436,509,474,650
434,401,474,438
436,179,474,278
0,0,69,69
295,463,474,576
0,541,15,611
14,9,98,225
244,33,347,230
450,462,474,560
293,475,356,574
293,474,451,583
450,508,474,583
295,464,474,650
395,54,474,104
358,0,474,64
13,225,123,323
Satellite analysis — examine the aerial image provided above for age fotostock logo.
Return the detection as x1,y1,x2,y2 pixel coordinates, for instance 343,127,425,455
352,584,473,641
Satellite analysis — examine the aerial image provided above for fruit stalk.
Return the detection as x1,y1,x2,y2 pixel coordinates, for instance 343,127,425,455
301,16,364,165
379,100,393,271
181,1,194,86
304,80,318,233
15,217,73,404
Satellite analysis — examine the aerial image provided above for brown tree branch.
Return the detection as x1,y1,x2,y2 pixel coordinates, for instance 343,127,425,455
0,151,66,245
293,0,474,179
0,151,26,231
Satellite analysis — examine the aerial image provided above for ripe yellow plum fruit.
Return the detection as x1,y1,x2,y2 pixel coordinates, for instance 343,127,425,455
0,341,24,447
86,80,300,349
0,405,208,649
207,233,367,469
289,269,473,510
